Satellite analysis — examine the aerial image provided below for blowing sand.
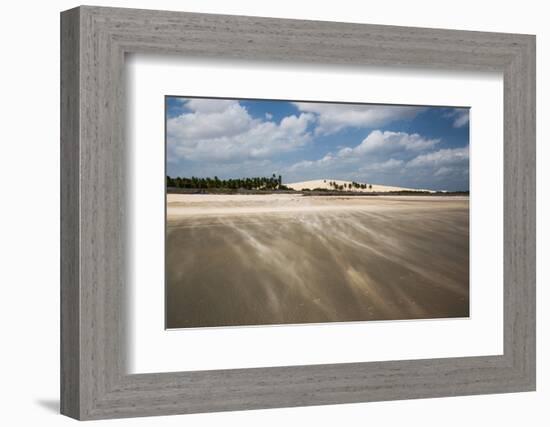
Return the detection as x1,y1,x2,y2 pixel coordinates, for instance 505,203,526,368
166,194,469,328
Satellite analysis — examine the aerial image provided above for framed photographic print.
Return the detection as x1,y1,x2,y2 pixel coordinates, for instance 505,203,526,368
61,6,536,420
164,96,471,329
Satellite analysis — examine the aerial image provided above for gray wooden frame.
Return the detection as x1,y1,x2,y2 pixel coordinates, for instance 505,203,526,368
60,5,536,420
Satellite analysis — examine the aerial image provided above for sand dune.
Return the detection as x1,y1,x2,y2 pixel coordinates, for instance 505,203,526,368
285,179,435,193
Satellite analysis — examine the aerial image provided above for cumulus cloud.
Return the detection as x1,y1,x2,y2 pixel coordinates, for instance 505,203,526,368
286,130,440,170
360,158,404,172
286,153,337,172
284,130,440,179
292,102,425,135
168,100,252,141
340,130,440,156
407,146,469,168
434,166,455,177
167,99,314,163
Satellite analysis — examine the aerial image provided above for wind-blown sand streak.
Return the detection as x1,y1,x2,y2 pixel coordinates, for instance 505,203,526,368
166,194,469,328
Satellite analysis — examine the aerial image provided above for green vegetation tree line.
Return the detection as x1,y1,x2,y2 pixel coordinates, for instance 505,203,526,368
166,175,377,192
166,174,289,190
325,180,372,191
166,175,467,195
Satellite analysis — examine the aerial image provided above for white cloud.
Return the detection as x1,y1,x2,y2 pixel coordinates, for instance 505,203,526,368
407,146,469,168
360,158,404,172
284,130,438,175
444,108,470,128
167,99,314,162
292,103,425,135
168,100,252,140
342,130,440,156
434,166,455,176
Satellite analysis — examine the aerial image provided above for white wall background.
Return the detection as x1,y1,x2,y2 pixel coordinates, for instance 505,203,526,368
0,0,546,425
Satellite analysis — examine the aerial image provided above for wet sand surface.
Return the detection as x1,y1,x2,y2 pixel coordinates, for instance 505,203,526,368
166,194,469,328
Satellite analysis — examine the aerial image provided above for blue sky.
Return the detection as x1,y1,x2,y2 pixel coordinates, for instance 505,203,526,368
166,97,469,191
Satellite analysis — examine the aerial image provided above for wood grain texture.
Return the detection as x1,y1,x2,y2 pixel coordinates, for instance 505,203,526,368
60,7,80,419
60,5,536,420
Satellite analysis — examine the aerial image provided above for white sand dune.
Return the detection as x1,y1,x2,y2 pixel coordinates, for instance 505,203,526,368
285,179,435,193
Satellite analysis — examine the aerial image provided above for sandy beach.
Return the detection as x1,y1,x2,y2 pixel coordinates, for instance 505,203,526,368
166,194,469,328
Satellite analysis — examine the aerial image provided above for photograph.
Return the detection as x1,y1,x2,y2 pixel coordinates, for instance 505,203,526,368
51,3,537,421
165,97,470,329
